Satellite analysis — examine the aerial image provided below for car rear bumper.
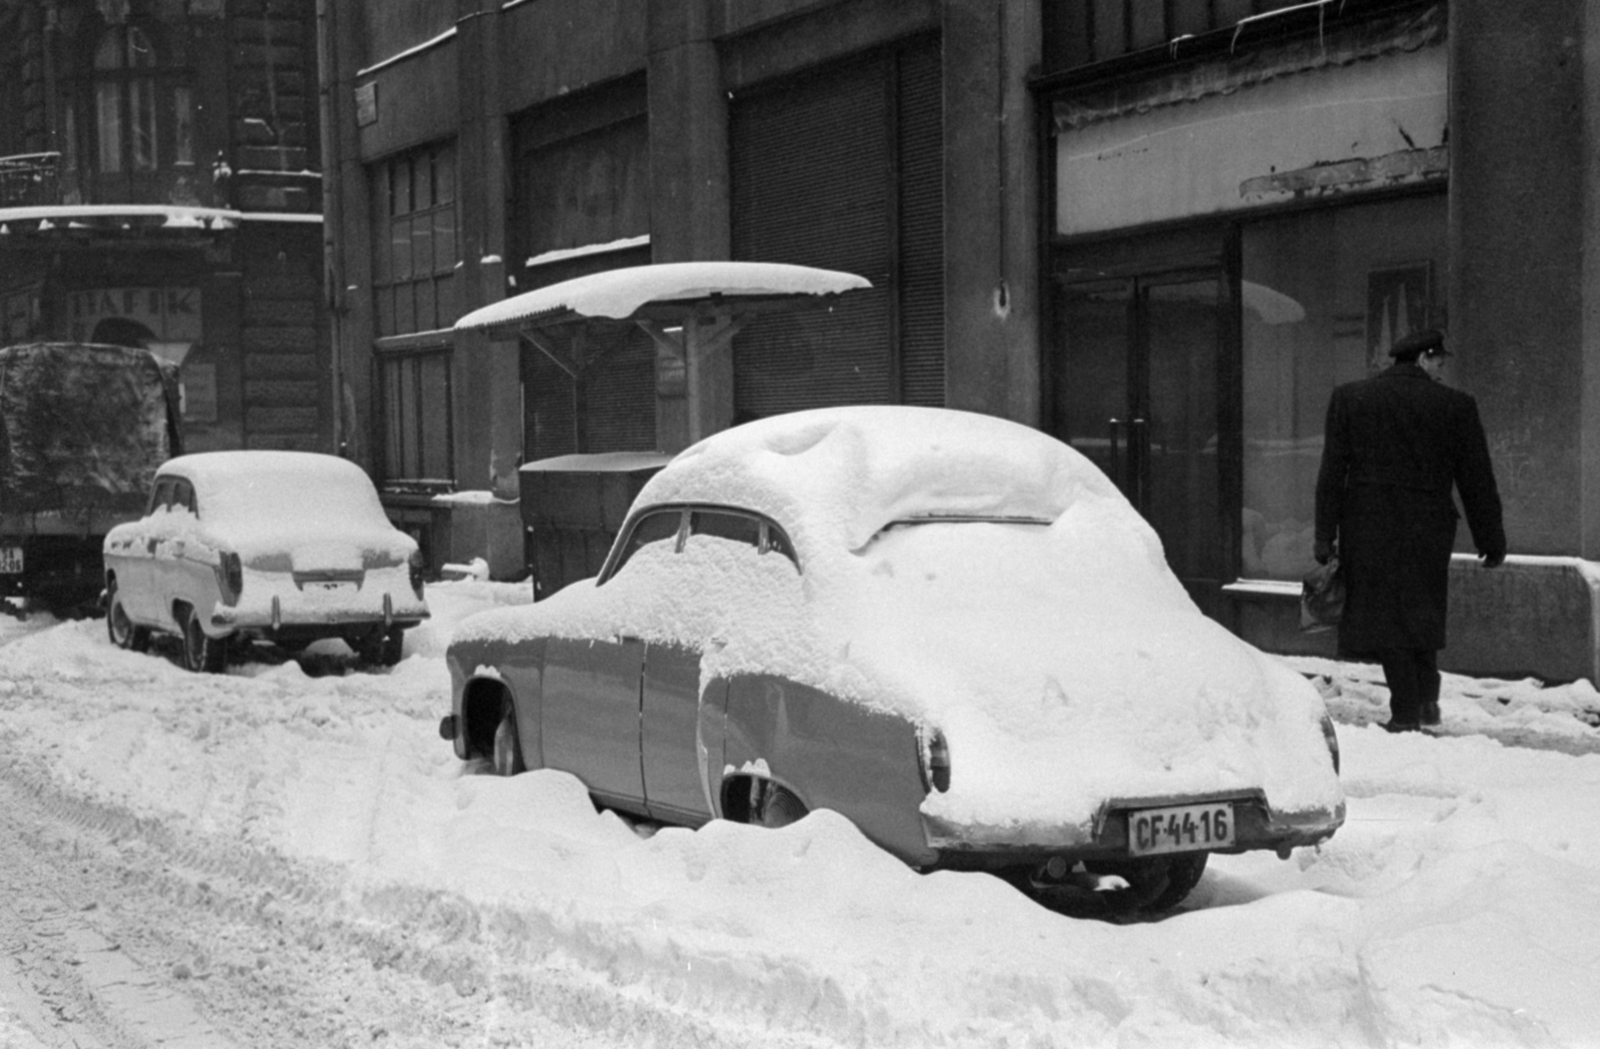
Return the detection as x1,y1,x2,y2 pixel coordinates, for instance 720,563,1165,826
921,790,1345,872
210,594,429,636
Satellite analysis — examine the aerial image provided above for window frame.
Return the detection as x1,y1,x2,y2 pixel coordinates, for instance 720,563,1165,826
372,337,456,488
84,22,187,178
600,503,800,584
370,142,460,339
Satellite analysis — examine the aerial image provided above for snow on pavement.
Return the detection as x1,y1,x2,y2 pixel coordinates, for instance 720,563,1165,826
3,585,1600,1047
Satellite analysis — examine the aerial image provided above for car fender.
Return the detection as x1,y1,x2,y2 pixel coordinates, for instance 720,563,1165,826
448,635,546,765
719,673,937,868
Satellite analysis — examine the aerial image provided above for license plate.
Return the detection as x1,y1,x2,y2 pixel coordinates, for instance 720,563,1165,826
1127,802,1235,856
307,580,356,592
0,546,21,575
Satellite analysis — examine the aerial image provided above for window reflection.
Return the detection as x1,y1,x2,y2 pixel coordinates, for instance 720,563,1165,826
1239,195,1446,581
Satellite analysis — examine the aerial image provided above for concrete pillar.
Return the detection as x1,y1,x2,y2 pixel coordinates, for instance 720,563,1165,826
1584,1,1600,561
454,0,520,499
316,0,374,468
647,0,730,452
941,0,1041,425
1449,0,1586,556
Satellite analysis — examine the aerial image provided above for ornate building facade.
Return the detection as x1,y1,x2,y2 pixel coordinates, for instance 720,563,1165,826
0,0,329,454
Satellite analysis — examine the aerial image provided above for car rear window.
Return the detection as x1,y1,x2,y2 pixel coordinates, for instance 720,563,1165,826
691,510,798,569
609,506,800,579
691,510,760,547
613,509,685,573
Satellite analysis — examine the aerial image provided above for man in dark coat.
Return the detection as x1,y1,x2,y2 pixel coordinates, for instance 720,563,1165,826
1313,328,1506,732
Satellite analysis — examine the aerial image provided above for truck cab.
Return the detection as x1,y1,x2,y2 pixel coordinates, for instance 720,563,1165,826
0,342,182,616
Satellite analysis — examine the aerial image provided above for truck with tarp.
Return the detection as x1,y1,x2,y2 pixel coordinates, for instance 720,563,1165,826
0,341,183,615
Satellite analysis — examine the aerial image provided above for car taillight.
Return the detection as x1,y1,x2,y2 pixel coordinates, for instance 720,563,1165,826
215,551,243,605
1320,712,1341,775
409,549,426,597
918,725,951,793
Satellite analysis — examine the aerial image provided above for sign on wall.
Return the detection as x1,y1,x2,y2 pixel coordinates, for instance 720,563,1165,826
66,287,203,346
66,286,209,421
1056,46,1447,236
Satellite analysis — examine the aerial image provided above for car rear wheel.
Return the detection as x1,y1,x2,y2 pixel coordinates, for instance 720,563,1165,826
754,782,808,829
105,580,150,653
354,626,405,667
181,606,228,673
1086,851,1210,914
492,702,525,777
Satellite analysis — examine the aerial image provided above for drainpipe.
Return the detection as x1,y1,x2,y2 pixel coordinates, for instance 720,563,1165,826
315,0,346,457
43,2,60,162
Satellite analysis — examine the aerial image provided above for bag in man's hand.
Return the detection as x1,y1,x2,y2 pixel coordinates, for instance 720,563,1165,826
1300,557,1345,632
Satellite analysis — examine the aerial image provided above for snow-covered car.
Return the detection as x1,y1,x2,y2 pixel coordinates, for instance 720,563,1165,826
103,451,429,672
439,406,1344,912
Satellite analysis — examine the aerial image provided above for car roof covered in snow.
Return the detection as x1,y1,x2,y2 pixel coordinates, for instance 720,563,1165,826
160,450,370,488
156,451,398,539
632,405,1123,553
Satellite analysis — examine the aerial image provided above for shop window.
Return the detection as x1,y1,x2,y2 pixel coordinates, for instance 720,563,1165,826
1044,0,1359,71
371,143,459,337
1239,194,1447,582
376,348,453,484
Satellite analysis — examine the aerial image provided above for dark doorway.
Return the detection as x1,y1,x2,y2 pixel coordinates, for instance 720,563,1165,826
1052,270,1226,615
91,316,157,348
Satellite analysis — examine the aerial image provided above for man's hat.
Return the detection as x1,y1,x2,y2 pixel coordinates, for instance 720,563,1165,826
1389,329,1450,360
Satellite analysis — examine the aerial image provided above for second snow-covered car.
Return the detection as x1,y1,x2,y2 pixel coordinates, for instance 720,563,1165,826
439,406,1344,913
103,451,429,671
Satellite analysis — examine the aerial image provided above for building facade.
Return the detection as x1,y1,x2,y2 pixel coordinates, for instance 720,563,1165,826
321,0,1600,684
1037,0,1600,682
0,0,329,456
318,0,1038,581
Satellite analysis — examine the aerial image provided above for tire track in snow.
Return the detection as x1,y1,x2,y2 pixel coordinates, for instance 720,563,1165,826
0,749,848,1049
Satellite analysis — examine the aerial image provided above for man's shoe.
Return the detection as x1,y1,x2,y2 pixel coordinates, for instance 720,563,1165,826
1381,719,1421,733
1420,701,1441,727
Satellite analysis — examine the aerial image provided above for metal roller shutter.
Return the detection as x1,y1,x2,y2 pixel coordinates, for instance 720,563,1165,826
895,43,946,407
522,324,655,460
730,35,943,418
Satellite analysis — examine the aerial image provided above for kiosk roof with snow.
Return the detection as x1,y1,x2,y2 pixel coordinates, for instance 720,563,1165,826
453,260,872,336
454,261,873,443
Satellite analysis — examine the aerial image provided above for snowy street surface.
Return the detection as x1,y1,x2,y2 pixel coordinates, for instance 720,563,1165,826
3,581,1600,1048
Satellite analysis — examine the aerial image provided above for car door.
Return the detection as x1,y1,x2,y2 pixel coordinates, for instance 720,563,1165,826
114,477,171,622
640,509,795,824
541,635,648,811
642,639,709,824
539,508,686,813
149,479,200,628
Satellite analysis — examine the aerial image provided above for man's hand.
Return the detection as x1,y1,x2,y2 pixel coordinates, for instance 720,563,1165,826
1313,539,1334,565
1480,549,1506,569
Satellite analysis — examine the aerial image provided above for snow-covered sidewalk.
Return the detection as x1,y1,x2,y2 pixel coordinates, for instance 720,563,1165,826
3,585,1599,1047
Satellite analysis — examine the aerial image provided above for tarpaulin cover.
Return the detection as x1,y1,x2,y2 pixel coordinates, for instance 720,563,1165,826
0,342,181,519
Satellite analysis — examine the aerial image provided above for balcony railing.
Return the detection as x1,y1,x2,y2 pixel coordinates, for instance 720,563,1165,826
0,153,61,208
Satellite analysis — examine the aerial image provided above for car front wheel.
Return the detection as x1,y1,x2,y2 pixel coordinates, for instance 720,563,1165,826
181,606,228,673
105,580,150,653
